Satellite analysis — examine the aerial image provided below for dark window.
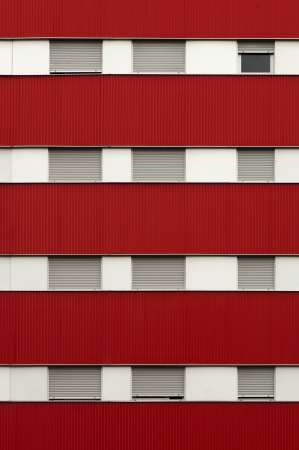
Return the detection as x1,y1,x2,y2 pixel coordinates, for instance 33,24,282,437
241,54,270,73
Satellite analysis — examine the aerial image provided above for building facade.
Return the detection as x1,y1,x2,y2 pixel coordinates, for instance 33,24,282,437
1,0,299,448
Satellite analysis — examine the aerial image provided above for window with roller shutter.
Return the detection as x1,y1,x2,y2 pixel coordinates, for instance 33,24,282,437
133,40,185,73
50,40,102,73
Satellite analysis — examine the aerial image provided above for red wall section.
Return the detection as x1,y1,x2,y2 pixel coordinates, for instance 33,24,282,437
1,76,299,147
1,403,299,450
1,183,299,255
0,0,299,38
1,291,299,365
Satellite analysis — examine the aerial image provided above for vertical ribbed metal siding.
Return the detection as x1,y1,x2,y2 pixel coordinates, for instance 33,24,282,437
238,149,274,182
132,258,185,290
50,40,102,73
133,41,185,73
238,367,275,400
238,41,275,53
49,148,102,182
49,258,101,290
132,149,185,182
238,258,275,290
132,367,185,399
49,367,101,400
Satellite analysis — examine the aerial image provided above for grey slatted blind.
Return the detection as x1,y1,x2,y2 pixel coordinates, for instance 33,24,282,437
49,148,102,182
49,367,101,400
133,41,185,73
238,257,275,290
50,40,102,73
238,367,274,400
238,149,274,182
238,41,274,53
132,257,185,290
133,149,185,182
132,367,185,399
49,258,101,290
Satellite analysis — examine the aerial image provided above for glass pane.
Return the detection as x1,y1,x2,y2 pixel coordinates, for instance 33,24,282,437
241,54,271,73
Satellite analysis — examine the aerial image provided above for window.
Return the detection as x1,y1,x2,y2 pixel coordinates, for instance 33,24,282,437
132,367,185,400
238,41,274,74
238,257,275,290
133,40,185,73
48,257,102,290
50,40,102,74
49,367,101,401
238,149,274,182
132,148,185,182
49,148,102,182
132,257,186,290
238,367,274,401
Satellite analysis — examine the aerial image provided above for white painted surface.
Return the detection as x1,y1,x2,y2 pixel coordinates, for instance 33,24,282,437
13,40,50,75
0,367,11,401
0,149,12,182
186,40,237,74
102,257,132,290
185,367,237,401
11,148,48,182
102,148,131,182
275,149,299,183
11,257,48,291
276,367,299,401
276,257,299,291
275,41,299,74
186,148,237,182
11,367,48,401
186,257,237,291
102,40,132,74
0,257,11,291
102,367,131,401
0,40,12,74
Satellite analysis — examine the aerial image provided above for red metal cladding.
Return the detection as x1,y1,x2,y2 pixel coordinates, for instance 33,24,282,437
1,403,299,450
0,291,299,365
0,183,299,254
0,76,299,147
0,0,299,38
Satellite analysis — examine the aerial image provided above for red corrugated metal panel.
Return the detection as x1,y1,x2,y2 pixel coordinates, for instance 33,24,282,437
0,291,299,365
0,183,299,254
1,403,299,449
0,0,299,38
0,76,299,147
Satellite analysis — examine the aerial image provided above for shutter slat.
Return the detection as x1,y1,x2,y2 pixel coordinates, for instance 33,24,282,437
238,41,274,53
238,150,274,181
238,368,274,400
133,41,185,73
132,367,184,399
49,258,101,290
133,149,185,181
49,367,101,400
238,258,275,290
49,148,102,182
132,258,185,290
50,40,102,73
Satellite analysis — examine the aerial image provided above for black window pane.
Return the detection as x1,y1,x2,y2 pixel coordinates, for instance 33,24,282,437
241,54,270,73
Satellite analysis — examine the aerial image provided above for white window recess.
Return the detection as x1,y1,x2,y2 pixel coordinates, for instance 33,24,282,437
132,367,185,400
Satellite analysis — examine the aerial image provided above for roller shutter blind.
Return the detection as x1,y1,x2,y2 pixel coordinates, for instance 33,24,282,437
132,367,185,400
238,149,274,182
133,41,185,73
50,40,102,73
49,258,101,290
49,148,102,182
238,257,275,290
238,367,274,401
132,149,185,182
49,367,101,400
132,257,185,290
238,41,275,53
